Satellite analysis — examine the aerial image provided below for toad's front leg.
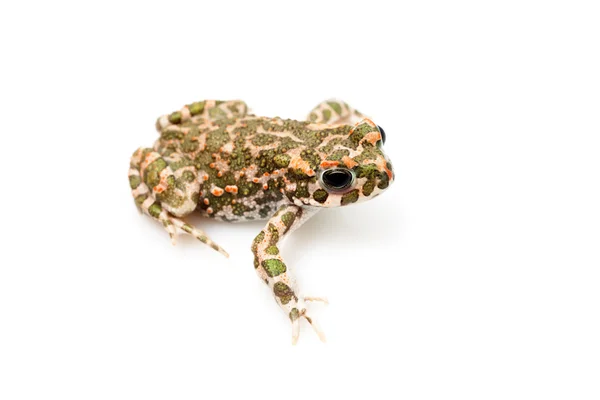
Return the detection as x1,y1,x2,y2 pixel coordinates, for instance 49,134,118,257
252,204,326,344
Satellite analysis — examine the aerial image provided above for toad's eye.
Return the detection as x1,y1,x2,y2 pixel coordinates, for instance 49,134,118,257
377,125,386,144
319,169,355,192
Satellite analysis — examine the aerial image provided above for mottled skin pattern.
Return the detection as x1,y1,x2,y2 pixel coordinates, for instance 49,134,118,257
129,99,394,344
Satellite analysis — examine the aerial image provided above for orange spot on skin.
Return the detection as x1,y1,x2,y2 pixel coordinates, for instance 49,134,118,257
252,178,260,183
209,163,216,169
239,171,245,177
206,207,213,214
289,157,316,177
225,185,238,194
154,186,165,193
211,187,224,197
320,160,340,169
273,170,279,175
263,184,268,190
231,199,236,204
362,131,382,145
203,175,209,181
263,172,270,177
217,171,223,177
342,156,358,168
203,198,210,205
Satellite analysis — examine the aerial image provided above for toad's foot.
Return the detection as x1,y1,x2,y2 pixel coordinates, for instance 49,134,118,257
304,296,329,304
169,218,229,258
252,204,328,344
290,299,328,345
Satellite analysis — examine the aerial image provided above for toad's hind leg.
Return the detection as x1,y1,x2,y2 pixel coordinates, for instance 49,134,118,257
252,204,326,344
129,147,228,257
156,100,249,131
307,99,365,125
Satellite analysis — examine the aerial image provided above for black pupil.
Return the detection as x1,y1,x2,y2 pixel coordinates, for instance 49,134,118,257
377,125,386,144
322,169,352,190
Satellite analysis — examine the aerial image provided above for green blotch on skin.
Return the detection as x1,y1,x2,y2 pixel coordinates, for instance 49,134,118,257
362,179,376,196
156,180,185,209
169,157,193,171
281,212,296,232
265,246,279,255
148,202,162,218
273,282,295,305
327,101,342,115
345,122,374,149
144,158,167,187
273,154,291,168
313,189,329,203
289,308,300,321
181,170,195,183
326,149,350,162
262,259,286,277
134,194,148,207
251,133,275,146
129,175,141,189
252,231,265,254
229,143,254,171
181,138,199,153
209,107,227,120
322,109,332,121
188,101,205,115
205,127,231,152
268,223,279,245
227,103,240,114
169,111,182,124
378,172,390,189
181,224,193,234
161,130,184,141
354,146,380,164
295,181,310,198
309,112,318,122
356,164,380,179
341,189,359,206
277,137,302,153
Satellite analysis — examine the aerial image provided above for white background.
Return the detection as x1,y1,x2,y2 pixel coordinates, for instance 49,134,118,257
1,1,599,399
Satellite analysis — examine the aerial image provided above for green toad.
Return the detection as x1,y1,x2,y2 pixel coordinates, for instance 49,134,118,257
129,99,394,344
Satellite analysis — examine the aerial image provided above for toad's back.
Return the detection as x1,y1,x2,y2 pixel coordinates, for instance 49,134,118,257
152,103,354,222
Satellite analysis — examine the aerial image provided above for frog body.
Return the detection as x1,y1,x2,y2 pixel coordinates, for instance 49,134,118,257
128,99,394,343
